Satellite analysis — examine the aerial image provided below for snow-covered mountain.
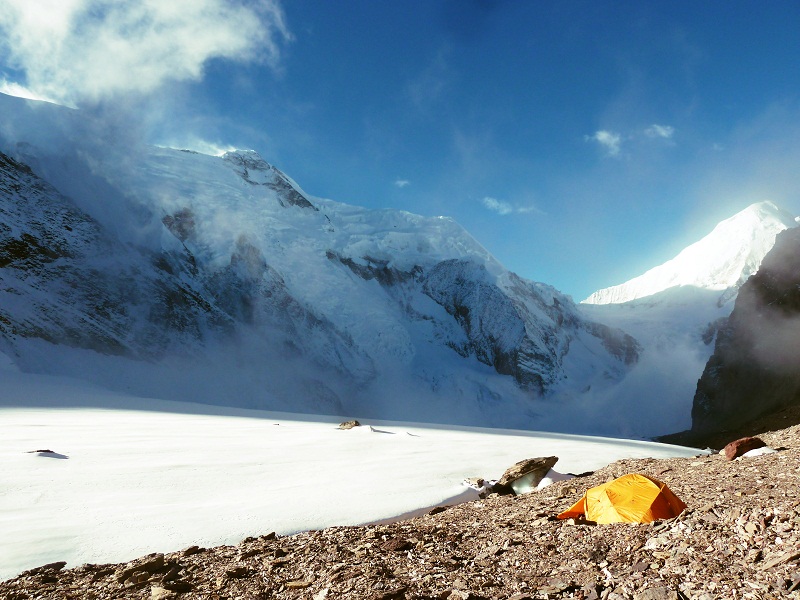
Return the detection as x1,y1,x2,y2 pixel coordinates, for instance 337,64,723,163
577,201,799,437
4,92,795,438
582,201,799,306
0,93,639,431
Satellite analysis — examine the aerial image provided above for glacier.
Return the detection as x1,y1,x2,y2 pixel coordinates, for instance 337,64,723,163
0,92,641,434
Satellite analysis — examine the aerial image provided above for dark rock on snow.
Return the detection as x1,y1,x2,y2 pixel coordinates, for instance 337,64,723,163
494,456,559,495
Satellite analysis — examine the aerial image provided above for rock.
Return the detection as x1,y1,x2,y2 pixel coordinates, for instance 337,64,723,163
338,420,361,430
239,547,261,559
181,545,202,557
724,437,766,460
759,549,800,570
162,579,194,593
495,456,559,495
372,588,407,599
124,571,151,586
21,561,67,576
633,587,679,600
226,566,248,578
381,537,413,552
115,553,166,582
150,585,176,600
313,587,330,600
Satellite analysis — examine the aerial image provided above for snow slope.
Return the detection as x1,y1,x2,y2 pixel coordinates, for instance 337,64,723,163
577,287,727,437
0,367,702,581
573,202,799,437
583,202,799,305
0,92,640,433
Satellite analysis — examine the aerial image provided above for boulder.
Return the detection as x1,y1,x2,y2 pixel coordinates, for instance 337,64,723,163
724,437,766,460
495,456,558,495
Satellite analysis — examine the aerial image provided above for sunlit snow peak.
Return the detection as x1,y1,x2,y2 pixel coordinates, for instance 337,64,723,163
582,201,799,305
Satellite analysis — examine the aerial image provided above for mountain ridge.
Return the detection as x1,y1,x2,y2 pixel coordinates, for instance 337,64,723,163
0,92,640,433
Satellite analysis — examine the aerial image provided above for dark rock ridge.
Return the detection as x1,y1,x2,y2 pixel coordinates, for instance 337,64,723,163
223,150,318,211
422,260,639,394
692,226,800,433
328,251,640,395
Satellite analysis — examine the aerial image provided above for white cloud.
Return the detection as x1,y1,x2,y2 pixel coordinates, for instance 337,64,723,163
645,124,675,139
586,130,622,156
482,197,513,215
0,0,292,106
514,205,539,214
481,197,540,216
394,179,411,188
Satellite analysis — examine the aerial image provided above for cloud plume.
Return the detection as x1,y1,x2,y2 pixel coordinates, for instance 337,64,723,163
0,0,292,106
645,124,675,139
586,130,622,156
481,196,538,216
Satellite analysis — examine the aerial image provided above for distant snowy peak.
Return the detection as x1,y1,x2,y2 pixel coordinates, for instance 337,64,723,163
582,201,799,305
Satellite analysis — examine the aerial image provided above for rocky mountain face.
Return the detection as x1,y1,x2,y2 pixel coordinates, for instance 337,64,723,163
0,150,230,357
692,226,800,434
0,93,640,429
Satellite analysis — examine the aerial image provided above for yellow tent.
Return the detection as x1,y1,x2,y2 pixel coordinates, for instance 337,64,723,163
557,473,686,524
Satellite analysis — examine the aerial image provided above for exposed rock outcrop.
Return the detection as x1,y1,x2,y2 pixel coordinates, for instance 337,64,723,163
692,227,800,434
223,150,318,211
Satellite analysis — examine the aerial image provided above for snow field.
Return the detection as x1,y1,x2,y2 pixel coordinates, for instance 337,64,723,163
1,370,702,581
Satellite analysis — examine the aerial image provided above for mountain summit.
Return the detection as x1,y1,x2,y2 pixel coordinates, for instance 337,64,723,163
582,201,799,305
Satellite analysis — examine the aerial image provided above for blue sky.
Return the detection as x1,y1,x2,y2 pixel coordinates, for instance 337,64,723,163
2,1,800,300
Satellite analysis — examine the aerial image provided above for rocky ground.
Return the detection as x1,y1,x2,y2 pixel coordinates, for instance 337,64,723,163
4,414,800,600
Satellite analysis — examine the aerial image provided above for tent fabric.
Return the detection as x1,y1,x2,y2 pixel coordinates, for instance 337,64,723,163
557,473,686,524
